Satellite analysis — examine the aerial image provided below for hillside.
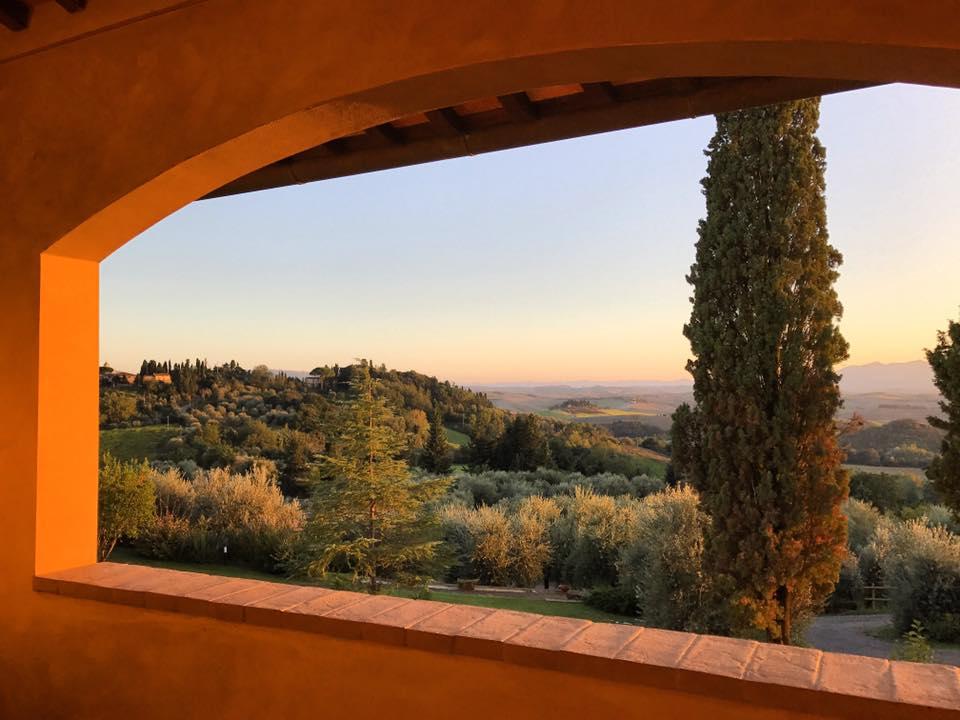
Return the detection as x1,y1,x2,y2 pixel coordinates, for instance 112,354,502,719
844,418,944,468
477,360,942,426
100,359,667,490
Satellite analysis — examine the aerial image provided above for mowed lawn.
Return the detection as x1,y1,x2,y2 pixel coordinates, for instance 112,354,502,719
842,464,927,481
109,548,633,624
100,425,179,462
444,427,470,448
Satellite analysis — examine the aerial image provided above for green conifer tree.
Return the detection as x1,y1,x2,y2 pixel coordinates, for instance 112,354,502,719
424,408,452,473
674,99,849,643
303,365,449,591
927,316,960,518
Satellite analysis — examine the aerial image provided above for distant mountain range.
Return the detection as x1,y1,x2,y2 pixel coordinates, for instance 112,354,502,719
469,360,936,396
274,360,938,424
837,360,936,395
469,360,939,425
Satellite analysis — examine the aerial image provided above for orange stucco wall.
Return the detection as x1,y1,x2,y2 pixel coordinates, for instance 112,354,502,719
2,2,960,717
2,592,839,720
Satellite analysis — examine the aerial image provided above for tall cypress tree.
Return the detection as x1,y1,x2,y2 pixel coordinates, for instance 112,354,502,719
674,99,849,643
926,317,960,518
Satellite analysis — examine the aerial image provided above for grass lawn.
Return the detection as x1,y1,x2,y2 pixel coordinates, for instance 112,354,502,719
109,548,634,624
843,465,927,480
444,427,471,448
842,464,928,481
100,425,180,462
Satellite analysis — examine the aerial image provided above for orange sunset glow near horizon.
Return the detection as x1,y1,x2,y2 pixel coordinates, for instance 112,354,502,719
101,84,960,386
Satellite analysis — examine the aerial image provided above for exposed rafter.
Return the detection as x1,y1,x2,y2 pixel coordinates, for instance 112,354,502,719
0,0,30,31
206,77,876,199
55,0,88,12
368,123,406,146
425,108,465,136
323,138,348,155
581,82,619,103
497,92,539,121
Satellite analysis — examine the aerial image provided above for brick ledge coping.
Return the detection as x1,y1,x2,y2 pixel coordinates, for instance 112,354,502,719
34,562,960,718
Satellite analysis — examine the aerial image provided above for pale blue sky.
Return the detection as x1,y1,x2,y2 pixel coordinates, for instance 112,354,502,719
101,84,960,384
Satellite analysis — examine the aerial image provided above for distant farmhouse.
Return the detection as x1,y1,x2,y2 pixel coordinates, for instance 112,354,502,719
99,363,168,386
142,373,173,385
99,364,137,386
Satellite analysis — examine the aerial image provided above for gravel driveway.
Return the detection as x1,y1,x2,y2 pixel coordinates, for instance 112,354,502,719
806,614,960,666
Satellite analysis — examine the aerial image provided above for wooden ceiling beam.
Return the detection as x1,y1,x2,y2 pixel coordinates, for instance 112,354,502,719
368,123,407,145
323,138,349,155
55,0,88,12
206,78,876,199
425,108,466,136
497,92,539,121
581,82,619,103
0,0,30,31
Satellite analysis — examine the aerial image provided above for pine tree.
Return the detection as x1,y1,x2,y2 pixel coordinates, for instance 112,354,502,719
303,365,450,591
674,98,849,644
927,316,960,518
468,406,505,468
494,414,551,471
424,408,452,473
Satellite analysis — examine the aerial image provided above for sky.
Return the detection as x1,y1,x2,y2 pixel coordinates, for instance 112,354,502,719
100,84,960,385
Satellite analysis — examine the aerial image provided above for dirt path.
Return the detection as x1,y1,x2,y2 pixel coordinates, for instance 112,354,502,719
806,614,960,666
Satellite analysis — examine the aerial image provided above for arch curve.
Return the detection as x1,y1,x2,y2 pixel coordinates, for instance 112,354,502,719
0,0,954,263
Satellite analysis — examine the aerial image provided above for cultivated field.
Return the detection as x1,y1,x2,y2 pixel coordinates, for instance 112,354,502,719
100,426,179,462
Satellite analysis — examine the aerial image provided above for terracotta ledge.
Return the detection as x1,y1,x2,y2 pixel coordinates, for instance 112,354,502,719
34,563,960,719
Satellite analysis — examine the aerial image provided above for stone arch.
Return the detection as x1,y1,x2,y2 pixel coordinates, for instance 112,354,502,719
3,0,960,593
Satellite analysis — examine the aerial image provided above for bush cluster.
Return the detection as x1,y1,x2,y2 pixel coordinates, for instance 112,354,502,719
618,486,716,631
833,492,960,642
444,485,718,632
442,496,560,586
448,469,664,507
138,463,304,572
878,519,960,642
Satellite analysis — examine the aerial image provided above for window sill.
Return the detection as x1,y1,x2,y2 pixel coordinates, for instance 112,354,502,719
34,562,960,718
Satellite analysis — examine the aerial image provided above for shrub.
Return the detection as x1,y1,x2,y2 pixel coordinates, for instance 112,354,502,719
441,497,561,587
850,472,923,515
900,504,959,534
138,512,192,561
619,486,713,631
100,391,139,426
448,469,663,507
511,496,561,586
459,505,512,585
892,620,934,663
440,506,478,581
844,498,881,554
138,465,303,572
860,516,895,587
151,466,195,516
882,519,960,642
555,488,641,588
826,550,863,613
584,585,637,616
98,454,156,560
190,465,304,569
